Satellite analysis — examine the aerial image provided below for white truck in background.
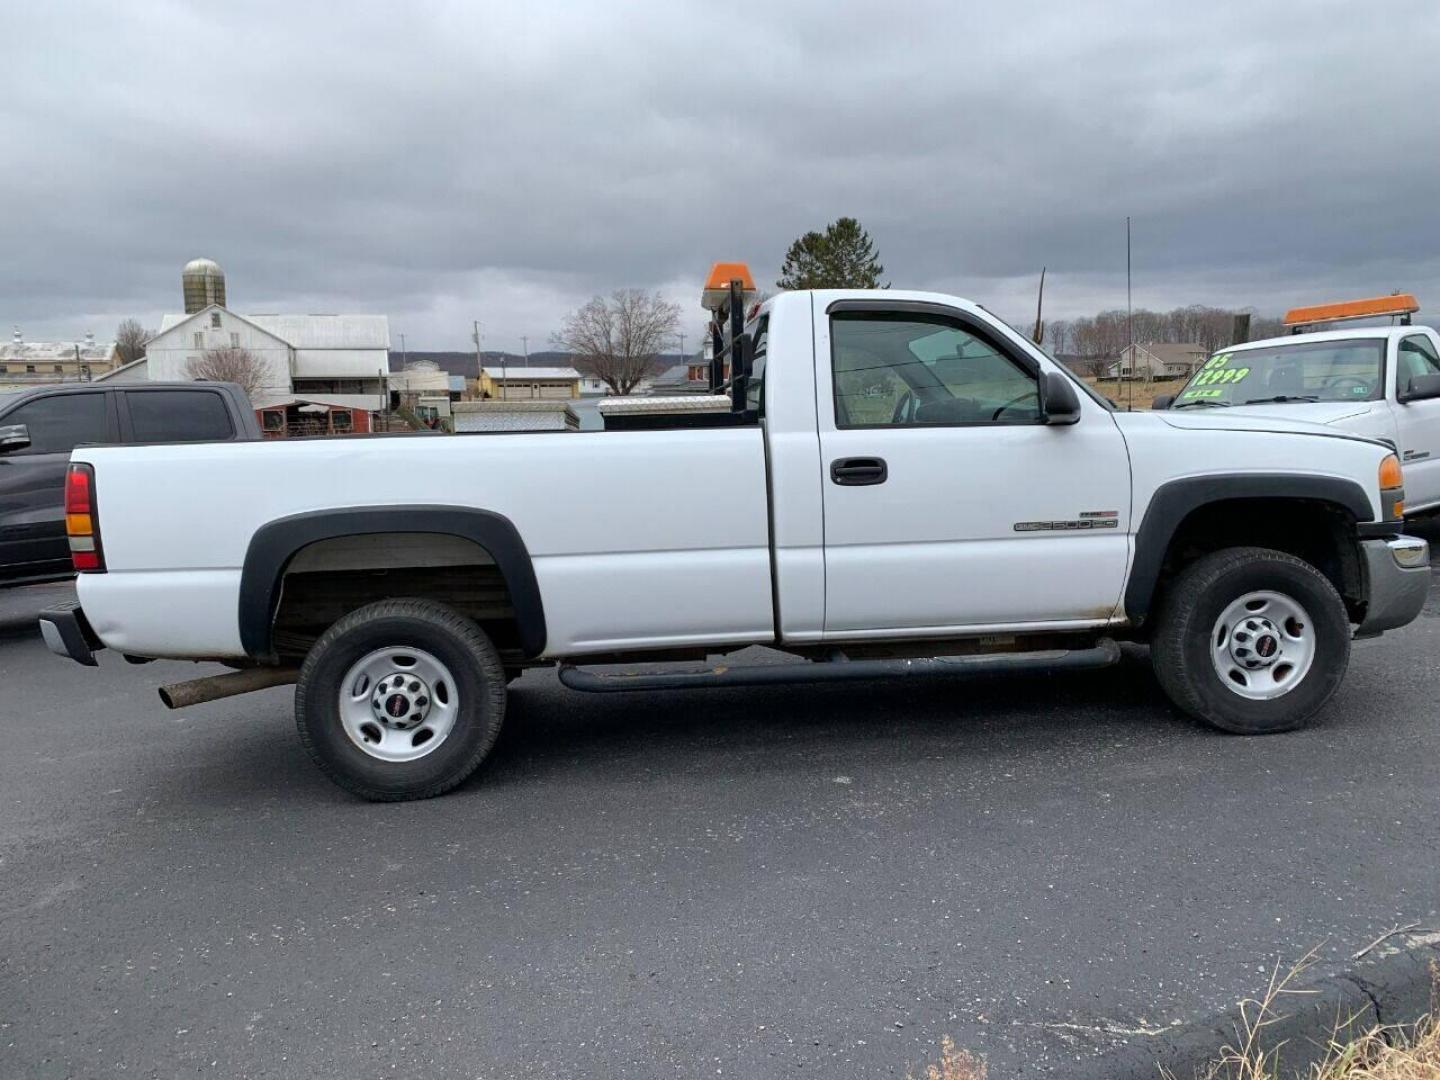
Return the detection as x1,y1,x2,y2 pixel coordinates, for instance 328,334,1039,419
41,266,1431,800
1156,293,1440,517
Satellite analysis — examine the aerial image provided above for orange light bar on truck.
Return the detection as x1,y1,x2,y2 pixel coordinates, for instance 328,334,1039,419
701,261,756,312
64,463,105,572
1283,293,1419,329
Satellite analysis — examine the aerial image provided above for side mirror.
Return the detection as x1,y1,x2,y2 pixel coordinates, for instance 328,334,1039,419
1151,394,1175,410
0,424,30,453
1041,371,1081,425
1400,373,1440,403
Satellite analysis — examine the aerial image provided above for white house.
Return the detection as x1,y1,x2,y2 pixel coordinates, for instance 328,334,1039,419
1108,342,1207,380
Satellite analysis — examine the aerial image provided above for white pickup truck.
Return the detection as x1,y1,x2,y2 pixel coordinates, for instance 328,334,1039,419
1156,295,1440,516
41,270,1432,800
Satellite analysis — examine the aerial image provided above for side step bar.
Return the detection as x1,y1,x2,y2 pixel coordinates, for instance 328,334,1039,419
558,639,1121,694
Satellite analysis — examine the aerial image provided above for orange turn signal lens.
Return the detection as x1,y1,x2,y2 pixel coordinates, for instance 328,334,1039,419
1379,454,1403,490
66,513,93,535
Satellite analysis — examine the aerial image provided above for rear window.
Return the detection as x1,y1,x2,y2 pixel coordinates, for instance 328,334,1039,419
126,390,234,442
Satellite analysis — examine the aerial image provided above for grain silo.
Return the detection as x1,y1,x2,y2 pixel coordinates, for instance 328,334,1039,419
182,257,226,313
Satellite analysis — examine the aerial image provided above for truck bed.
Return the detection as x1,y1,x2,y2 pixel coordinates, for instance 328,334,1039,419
75,427,775,659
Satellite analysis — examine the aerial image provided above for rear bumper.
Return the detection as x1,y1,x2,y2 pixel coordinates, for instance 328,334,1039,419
38,601,102,667
1355,536,1431,638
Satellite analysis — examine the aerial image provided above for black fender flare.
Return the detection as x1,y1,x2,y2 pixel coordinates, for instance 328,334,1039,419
238,506,547,659
1124,474,1373,623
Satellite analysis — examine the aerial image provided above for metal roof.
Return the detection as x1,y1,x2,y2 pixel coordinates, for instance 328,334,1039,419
485,366,579,381
0,338,116,363
158,309,389,349
251,392,385,411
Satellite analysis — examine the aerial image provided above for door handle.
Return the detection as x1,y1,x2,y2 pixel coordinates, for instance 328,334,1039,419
830,456,888,486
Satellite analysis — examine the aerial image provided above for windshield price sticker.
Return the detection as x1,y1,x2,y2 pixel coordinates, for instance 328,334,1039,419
1181,353,1251,399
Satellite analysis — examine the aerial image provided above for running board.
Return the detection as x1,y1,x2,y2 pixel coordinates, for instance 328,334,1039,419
557,639,1121,693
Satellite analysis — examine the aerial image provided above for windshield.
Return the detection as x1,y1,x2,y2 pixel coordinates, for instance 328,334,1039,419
1174,339,1385,407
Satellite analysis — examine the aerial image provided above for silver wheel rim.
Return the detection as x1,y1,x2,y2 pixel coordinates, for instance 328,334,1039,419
339,646,458,762
1209,590,1316,701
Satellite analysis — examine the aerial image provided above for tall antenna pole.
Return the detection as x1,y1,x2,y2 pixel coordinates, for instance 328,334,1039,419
1126,216,1134,412
678,331,686,360
400,332,407,367
1032,267,1046,344
521,335,529,361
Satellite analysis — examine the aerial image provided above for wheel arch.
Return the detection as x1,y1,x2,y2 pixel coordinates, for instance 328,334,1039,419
1125,474,1373,624
239,506,546,660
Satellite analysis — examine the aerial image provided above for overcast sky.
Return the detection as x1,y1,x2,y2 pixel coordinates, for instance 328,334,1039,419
4,0,1439,350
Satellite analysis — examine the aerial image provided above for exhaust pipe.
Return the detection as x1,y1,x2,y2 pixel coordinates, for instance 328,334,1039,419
158,666,300,709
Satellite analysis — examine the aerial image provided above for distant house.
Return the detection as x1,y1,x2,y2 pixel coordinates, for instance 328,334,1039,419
1108,343,1206,380
0,330,119,386
480,365,581,400
649,343,729,395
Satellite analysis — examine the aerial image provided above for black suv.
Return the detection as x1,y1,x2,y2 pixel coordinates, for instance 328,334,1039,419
0,382,260,587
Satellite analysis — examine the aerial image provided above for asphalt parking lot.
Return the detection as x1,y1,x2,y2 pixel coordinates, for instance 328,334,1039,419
3,528,1439,1079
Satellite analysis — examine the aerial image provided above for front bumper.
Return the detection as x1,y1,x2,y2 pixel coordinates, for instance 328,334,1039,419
1355,536,1431,638
38,601,103,666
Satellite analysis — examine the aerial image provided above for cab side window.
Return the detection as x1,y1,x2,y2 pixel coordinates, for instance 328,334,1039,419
2,393,109,455
1398,335,1440,384
830,312,1039,427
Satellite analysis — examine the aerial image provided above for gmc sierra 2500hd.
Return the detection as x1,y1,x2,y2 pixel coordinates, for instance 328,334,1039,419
1155,293,1440,517
40,265,1431,800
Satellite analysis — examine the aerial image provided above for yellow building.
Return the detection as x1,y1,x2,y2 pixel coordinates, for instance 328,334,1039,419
479,365,581,400
0,330,120,385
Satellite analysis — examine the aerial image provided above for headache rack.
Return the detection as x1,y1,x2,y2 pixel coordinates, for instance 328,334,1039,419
703,261,759,415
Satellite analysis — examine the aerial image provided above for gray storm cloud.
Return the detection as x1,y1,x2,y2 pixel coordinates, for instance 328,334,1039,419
3,0,1438,348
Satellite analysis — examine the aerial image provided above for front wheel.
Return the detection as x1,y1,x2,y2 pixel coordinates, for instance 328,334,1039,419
1151,547,1350,734
295,599,507,800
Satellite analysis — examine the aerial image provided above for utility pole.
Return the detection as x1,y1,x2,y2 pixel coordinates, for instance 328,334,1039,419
480,321,492,403
678,332,686,361
521,335,529,360
1126,216,1134,412
400,333,407,367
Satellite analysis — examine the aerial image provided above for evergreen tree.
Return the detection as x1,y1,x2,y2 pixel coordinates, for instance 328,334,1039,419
776,217,886,290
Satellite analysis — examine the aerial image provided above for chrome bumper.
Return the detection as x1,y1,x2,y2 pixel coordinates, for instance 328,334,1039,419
1355,536,1431,638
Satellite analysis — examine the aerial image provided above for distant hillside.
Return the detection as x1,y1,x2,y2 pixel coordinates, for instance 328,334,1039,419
388,351,690,376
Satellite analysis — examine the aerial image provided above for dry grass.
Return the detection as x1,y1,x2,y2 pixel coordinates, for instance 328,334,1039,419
1311,1014,1440,1079
1171,953,1440,1080
1083,375,1191,409
909,1035,987,1080
911,958,1438,1080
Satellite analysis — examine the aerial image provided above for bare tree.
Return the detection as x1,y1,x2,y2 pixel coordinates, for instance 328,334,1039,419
186,346,265,401
553,290,681,395
115,318,150,365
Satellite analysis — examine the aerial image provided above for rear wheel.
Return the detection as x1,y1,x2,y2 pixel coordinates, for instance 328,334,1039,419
295,599,506,800
1151,547,1350,734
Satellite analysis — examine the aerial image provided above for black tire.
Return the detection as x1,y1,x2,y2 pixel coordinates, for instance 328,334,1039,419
295,599,506,801
1151,547,1350,734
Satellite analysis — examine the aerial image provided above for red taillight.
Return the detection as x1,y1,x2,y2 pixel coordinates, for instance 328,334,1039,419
64,463,104,573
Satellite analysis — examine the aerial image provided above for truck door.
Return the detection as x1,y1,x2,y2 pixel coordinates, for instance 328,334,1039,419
1392,332,1440,512
814,301,1132,638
